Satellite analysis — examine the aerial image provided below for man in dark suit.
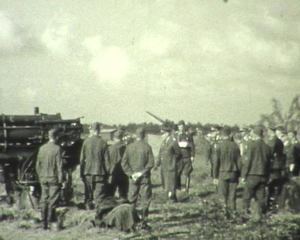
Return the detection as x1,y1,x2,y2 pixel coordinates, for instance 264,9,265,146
106,130,128,201
213,127,241,214
80,122,108,210
155,123,181,202
174,120,195,193
241,125,273,221
36,128,64,230
122,127,154,229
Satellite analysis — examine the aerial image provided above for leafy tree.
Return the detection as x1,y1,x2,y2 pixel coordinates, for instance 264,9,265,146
259,95,300,131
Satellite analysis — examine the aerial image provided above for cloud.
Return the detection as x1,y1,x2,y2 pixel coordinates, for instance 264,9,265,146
0,11,24,53
82,35,103,53
41,12,75,55
89,46,130,81
138,19,181,56
0,11,40,55
20,86,38,103
140,33,171,56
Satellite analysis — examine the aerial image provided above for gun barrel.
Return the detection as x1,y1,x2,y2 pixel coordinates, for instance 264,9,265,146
146,111,165,123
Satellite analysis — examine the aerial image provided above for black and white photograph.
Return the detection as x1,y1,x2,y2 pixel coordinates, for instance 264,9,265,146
1,0,300,239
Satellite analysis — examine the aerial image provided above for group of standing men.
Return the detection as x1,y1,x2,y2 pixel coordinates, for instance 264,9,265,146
79,122,154,230
211,124,300,221
79,120,196,229
35,118,299,230
35,120,195,231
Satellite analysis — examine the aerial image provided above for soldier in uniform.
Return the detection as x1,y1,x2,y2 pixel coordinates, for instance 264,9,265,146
106,130,128,201
239,127,252,157
121,127,154,230
203,131,213,178
265,126,286,210
36,128,64,230
155,122,181,203
241,125,272,221
80,122,109,210
174,120,195,193
284,128,300,177
207,127,221,178
275,126,287,142
213,127,241,215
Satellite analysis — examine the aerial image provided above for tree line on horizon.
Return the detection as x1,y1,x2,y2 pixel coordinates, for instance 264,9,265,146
82,95,300,135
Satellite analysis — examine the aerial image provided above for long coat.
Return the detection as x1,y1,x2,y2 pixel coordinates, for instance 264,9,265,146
156,136,181,193
80,135,108,176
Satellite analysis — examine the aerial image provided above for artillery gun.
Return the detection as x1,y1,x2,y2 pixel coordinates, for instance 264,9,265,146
0,107,83,207
146,111,198,137
146,111,177,131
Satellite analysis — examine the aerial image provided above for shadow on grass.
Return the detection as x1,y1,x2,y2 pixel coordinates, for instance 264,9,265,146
196,190,215,198
151,184,162,189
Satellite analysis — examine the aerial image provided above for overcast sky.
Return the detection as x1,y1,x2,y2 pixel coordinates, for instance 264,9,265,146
1,0,299,126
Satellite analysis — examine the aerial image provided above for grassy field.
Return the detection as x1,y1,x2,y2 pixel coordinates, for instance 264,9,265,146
0,135,300,240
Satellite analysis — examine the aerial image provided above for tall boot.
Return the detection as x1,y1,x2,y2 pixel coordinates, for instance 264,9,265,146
41,207,48,230
167,191,177,203
176,176,181,190
184,176,190,193
141,208,151,230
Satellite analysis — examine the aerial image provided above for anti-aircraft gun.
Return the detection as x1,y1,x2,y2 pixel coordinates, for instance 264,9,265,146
146,111,197,135
0,107,83,207
146,111,177,131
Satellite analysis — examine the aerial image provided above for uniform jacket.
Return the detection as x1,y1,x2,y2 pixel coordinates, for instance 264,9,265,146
106,141,126,176
80,135,108,176
241,138,273,179
265,136,285,170
285,141,300,165
240,139,252,157
174,131,195,158
156,136,181,172
121,140,154,178
213,138,241,179
36,141,63,184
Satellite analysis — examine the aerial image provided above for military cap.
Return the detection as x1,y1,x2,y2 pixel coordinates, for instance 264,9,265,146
253,125,265,136
90,122,101,131
48,128,60,138
239,127,251,133
275,125,286,133
211,126,222,132
178,120,185,126
114,130,124,139
161,122,173,132
118,125,126,132
221,126,231,136
267,126,276,132
136,127,146,135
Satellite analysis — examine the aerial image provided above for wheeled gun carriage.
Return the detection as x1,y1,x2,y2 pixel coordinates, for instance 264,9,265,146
0,107,83,207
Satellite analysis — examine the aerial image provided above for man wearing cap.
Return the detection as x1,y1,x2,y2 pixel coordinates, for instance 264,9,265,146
241,125,272,221
239,127,253,157
265,125,286,210
284,128,300,177
213,127,241,215
275,126,286,141
80,122,109,210
207,126,221,179
174,120,195,193
155,123,181,202
121,127,154,229
106,130,128,201
36,128,64,230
